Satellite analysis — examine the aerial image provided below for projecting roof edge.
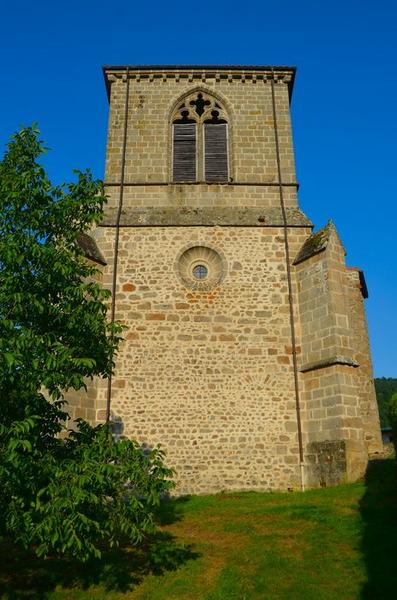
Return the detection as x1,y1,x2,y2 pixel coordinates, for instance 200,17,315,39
76,233,107,266
102,65,296,101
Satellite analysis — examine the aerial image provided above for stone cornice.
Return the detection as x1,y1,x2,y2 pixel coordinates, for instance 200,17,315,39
99,206,312,228
103,65,296,101
104,181,299,188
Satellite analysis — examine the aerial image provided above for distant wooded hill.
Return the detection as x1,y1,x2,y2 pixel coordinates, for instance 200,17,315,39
374,378,397,428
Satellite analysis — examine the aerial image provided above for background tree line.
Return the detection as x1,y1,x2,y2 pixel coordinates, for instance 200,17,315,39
374,378,397,428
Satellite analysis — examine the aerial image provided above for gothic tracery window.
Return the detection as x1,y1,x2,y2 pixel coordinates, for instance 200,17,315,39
172,92,229,183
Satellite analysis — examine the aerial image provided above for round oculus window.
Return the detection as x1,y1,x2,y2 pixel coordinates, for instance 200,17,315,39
177,246,225,290
192,264,208,280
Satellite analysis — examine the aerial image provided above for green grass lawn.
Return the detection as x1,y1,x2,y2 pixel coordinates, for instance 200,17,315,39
1,459,396,599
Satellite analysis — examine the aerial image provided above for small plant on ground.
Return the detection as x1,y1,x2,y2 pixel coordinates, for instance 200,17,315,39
0,126,174,561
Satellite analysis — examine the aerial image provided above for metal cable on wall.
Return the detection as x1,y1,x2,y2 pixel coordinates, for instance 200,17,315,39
270,68,305,490
105,67,131,424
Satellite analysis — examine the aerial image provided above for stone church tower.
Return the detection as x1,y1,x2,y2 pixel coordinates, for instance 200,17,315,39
73,65,382,493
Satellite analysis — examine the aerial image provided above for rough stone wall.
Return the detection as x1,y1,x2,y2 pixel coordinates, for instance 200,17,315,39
88,69,312,493
345,269,382,454
295,228,382,486
91,224,310,494
63,384,97,425
65,67,381,493
295,229,354,370
63,263,103,426
305,440,347,488
300,364,368,485
103,73,298,217
105,74,296,186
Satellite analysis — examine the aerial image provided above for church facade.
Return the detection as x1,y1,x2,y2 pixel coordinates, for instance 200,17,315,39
72,65,382,493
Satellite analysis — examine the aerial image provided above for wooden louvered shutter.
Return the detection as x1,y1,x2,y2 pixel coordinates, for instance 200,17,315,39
204,123,228,182
173,123,197,182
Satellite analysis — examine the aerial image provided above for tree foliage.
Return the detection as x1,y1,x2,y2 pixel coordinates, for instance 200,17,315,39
387,393,397,455
0,127,173,561
374,378,397,428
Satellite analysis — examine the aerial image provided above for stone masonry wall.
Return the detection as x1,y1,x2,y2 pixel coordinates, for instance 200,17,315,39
64,67,381,493
105,74,296,187
346,269,382,454
295,229,353,371
91,224,310,494
295,229,382,485
103,73,298,217
90,68,313,492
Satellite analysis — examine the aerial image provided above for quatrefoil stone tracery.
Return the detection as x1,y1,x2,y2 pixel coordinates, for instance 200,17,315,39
172,92,228,124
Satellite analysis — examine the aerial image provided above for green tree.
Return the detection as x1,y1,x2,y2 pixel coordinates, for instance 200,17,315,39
387,393,397,455
0,127,173,561
374,378,397,428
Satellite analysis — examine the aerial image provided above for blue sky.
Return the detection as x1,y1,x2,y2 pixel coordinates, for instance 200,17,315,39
1,0,396,376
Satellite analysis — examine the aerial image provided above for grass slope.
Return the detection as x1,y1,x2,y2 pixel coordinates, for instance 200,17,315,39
1,460,396,599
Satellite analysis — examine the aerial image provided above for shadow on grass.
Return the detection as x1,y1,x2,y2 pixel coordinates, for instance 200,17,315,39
0,500,199,599
360,458,397,599
155,495,191,526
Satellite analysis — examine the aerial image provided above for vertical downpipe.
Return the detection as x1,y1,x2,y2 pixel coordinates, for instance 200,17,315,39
105,67,131,425
270,69,305,491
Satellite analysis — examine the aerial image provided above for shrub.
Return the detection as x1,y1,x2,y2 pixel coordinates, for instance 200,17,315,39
0,417,174,561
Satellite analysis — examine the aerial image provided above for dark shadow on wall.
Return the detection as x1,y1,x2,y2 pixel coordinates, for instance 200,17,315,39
109,412,125,440
360,458,397,599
